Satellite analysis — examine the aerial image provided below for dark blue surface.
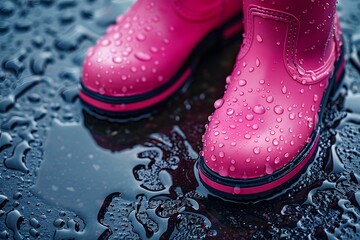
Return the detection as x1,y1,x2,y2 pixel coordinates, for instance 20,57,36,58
1,0,360,239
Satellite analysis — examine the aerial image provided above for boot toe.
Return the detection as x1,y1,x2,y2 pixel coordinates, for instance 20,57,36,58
82,30,169,98
202,94,315,180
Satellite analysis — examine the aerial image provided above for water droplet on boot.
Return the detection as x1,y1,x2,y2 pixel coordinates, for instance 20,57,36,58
313,94,319,102
297,65,306,75
226,108,234,116
238,79,247,87
253,147,261,155
289,112,296,120
150,46,158,53
272,139,279,146
136,33,146,41
246,113,254,121
253,104,265,114
100,39,111,46
233,186,241,194
274,105,284,115
135,52,151,61
265,164,274,174
214,98,224,109
112,56,122,64
266,95,274,103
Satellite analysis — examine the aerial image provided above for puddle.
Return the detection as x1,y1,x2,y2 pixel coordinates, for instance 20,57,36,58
1,0,360,239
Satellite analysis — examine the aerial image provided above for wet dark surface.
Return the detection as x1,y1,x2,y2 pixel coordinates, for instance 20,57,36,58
1,0,360,239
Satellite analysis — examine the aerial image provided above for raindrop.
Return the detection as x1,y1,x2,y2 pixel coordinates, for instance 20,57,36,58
113,33,120,40
282,85,287,94
152,16,160,22
265,164,274,174
121,86,127,93
253,104,265,114
144,25,152,31
112,56,122,64
211,155,217,162
272,138,279,146
238,79,247,87
311,105,316,112
297,65,306,75
256,34,263,42
100,39,111,46
313,94,319,102
150,46,158,53
266,95,274,103
310,71,317,81
226,76,232,84
219,151,225,158
253,147,261,155
136,33,146,41
214,98,224,109
289,113,296,120
274,157,280,164
233,186,241,194
123,22,131,29
135,52,151,61
274,105,284,115
246,113,254,121
226,108,234,115
256,58,260,67
98,87,105,95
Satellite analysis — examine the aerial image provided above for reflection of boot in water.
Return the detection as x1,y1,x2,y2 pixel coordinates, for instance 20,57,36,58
82,109,160,151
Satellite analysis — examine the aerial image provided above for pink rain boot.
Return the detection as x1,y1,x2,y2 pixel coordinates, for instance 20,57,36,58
199,0,345,199
80,0,243,114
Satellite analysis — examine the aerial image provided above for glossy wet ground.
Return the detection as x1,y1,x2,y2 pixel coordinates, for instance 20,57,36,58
1,0,360,239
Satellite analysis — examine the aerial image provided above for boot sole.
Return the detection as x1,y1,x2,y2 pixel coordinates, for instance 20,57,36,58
198,46,346,201
79,14,244,117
